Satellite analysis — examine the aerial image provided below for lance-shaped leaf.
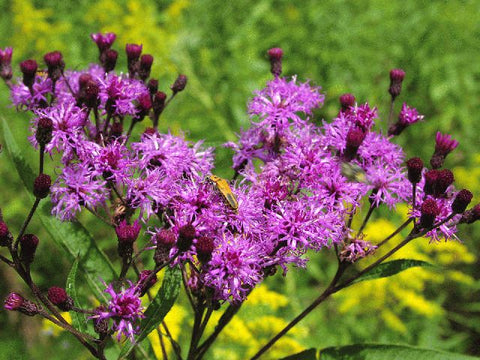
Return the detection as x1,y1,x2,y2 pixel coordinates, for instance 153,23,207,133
119,266,182,359
320,343,478,359
66,257,87,333
2,117,116,299
350,259,436,286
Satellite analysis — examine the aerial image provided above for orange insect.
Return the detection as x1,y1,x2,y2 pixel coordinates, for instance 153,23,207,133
208,175,239,211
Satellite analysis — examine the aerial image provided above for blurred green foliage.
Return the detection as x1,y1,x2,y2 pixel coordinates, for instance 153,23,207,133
0,0,479,359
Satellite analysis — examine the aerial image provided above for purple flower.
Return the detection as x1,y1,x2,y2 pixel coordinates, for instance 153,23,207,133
203,233,264,303
398,103,424,126
11,76,53,110
94,282,144,342
51,162,109,221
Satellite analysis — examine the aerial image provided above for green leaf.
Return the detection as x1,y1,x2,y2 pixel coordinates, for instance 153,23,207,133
350,259,436,286
280,348,317,360
119,266,182,359
66,257,87,333
2,117,116,300
319,344,478,360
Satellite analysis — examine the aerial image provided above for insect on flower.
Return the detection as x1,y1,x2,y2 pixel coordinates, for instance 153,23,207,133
207,175,239,212
341,162,369,184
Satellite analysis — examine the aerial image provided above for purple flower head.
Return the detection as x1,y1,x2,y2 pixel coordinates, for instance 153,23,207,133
91,32,116,52
267,47,283,77
115,220,141,244
94,282,144,342
4,292,24,311
11,76,52,110
203,233,264,303
434,132,459,156
339,93,355,113
388,68,405,99
98,74,148,116
0,47,13,80
389,103,424,136
340,238,377,263
51,162,109,221
29,101,87,160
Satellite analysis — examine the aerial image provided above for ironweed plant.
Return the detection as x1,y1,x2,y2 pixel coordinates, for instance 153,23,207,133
0,34,478,360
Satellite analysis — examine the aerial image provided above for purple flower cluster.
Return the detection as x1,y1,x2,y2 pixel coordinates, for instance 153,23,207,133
2,35,472,312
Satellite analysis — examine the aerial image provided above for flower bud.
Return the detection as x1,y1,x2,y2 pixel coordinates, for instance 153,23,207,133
44,51,65,83
103,49,118,73
135,93,152,121
147,79,158,95
19,234,39,265
0,47,13,81
35,117,53,146
20,59,38,89
460,204,480,224
138,54,154,81
152,91,167,123
434,169,454,197
177,224,196,252
116,220,141,258
154,229,176,266
91,32,116,53
171,74,187,93
388,68,405,100
344,128,366,161
423,169,439,196
452,189,473,214
77,75,100,109
196,236,215,263
0,221,12,247
33,174,51,199
126,43,142,77
430,132,458,169
406,157,423,184
339,93,355,113
420,198,440,229
267,47,283,77
109,122,123,138
47,286,73,311
4,293,39,316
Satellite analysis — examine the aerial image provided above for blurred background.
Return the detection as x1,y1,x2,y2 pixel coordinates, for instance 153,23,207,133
0,0,479,359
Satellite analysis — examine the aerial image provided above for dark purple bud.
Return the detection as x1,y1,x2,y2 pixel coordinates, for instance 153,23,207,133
20,59,38,89
135,93,152,120
125,44,142,62
47,286,73,311
35,117,53,146
406,157,423,184
91,32,116,52
267,47,283,77
196,236,215,263
177,224,196,252
0,221,11,247
33,174,51,199
0,47,13,81
77,75,100,109
154,229,176,266
452,189,473,214
19,234,39,264
126,44,142,78
137,270,157,297
147,79,158,95
171,74,187,93
143,127,157,136
434,169,454,197
423,169,439,196
4,293,39,316
344,128,366,160
102,49,118,73
460,204,480,224
139,54,154,81
44,51,65,82
153,91,167,121
339,93,355,112
388,68,405,100
420,198,440,229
